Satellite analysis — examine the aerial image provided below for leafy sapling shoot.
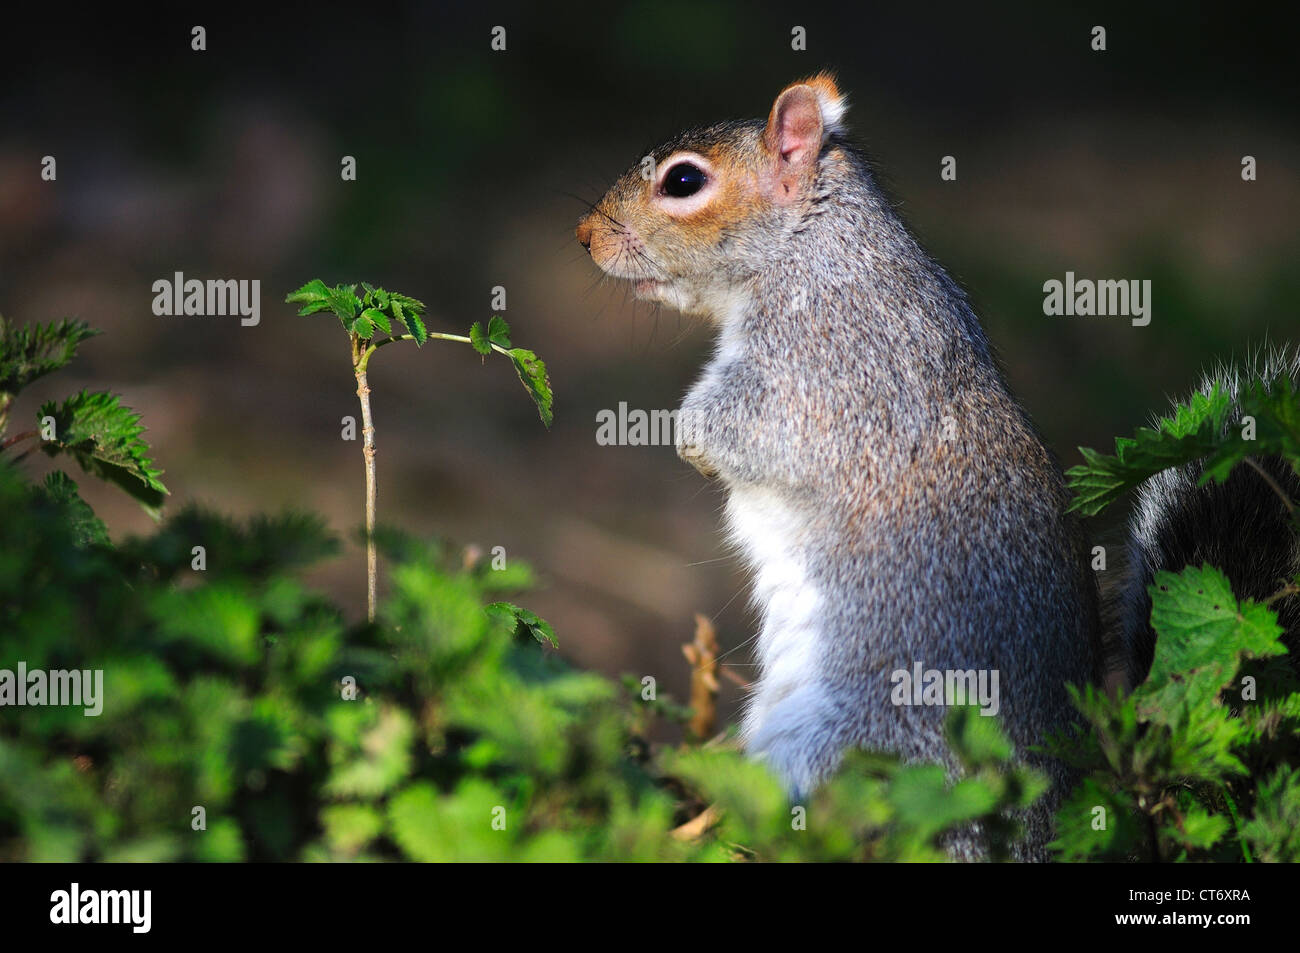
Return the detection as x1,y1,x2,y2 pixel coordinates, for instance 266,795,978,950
285,280,553,622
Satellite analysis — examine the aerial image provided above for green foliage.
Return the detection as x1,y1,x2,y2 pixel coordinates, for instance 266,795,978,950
37,471,109,547
1066,378,1300,517
469,315,511,355
1055,374,1300,861
507,347,553,427
1050,565,1300,861
486,601,558,648
665,706,1046,861
287,279,553,427
37,391,168,516
0,314,167,518
0,454,1055,862
286,279,428,346
4,310,1297,862
0,315,99,399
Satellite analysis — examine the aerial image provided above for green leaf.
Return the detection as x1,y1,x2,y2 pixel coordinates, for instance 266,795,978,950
1066,387,1232,516
324,285,360,329
468,321,492,356
34,471,109,547
485,601,558,648
359,308,391,335
287,280,362,332
888,765,999,841
284,279,334,316
353,313,374,339
390,294,428,346
0,315,99,400
945,703,1014,770
388,779,513,862
324,705,414,799
486,315,512,348
38,390,168,516
1145,564,1287,713
507,348,553,428
1200,377,1300,486
321,803,384,856
1178,807,1231,851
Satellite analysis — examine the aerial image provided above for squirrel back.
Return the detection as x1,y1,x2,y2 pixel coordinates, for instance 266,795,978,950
578,74,1103,859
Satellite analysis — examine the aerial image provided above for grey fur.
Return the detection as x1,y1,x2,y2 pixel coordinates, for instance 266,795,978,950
580,85,1104,861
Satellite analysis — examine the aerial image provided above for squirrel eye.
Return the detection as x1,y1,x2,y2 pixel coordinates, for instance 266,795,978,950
661,162,706,198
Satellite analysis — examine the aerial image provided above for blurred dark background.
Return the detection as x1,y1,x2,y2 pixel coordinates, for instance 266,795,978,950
2,2,1296,724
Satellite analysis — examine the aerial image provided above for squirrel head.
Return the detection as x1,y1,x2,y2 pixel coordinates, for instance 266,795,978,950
576,73,848,318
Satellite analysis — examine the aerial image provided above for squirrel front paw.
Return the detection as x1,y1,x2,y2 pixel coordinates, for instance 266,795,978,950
677,442,719,479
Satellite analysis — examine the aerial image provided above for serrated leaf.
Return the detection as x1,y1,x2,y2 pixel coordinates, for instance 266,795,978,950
1200,378,1300,487
1140,564,1287,768
359,308,391,335
389,293,426,315
1067,386,1232,516
469,321,491,356
353,313,374,338
486,315,511,348
324,284,360,329
0,315,100,399
35,470,109,546
485,601,557,648
37,390,168,516
1146,565,1286,704
285,279,334,316
390,295,428,346
507,348,553,428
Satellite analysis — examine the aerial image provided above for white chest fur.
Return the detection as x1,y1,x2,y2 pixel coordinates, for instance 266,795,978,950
724,485,830,783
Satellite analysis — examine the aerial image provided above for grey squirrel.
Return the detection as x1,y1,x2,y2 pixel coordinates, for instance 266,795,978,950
575,73,1298,859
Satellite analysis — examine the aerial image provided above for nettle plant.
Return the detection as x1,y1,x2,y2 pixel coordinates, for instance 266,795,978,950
0,309,1037,863
0,314,167,518
1054,377,1300,861
3,306,1299,862
285,280,552,622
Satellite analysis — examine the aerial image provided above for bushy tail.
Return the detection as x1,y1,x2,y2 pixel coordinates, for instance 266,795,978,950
1107,347,1300,688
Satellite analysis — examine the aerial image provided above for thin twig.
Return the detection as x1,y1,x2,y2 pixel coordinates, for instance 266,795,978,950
352,336,378,623
0,429,38,452
682,613,720,740
670,804,720,842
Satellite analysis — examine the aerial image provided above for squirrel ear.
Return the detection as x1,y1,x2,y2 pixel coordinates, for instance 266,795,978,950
763,73,846,200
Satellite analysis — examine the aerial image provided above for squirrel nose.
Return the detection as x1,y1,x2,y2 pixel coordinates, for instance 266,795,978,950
575,217,593,252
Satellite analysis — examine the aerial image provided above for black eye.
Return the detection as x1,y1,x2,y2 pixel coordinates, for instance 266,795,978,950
661,162,706,198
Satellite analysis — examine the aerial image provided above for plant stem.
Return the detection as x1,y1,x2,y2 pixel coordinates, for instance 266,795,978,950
348,328,514,622
352,337,378,623
1221,785,1253,862
359,333,512,373
0,429,38,452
